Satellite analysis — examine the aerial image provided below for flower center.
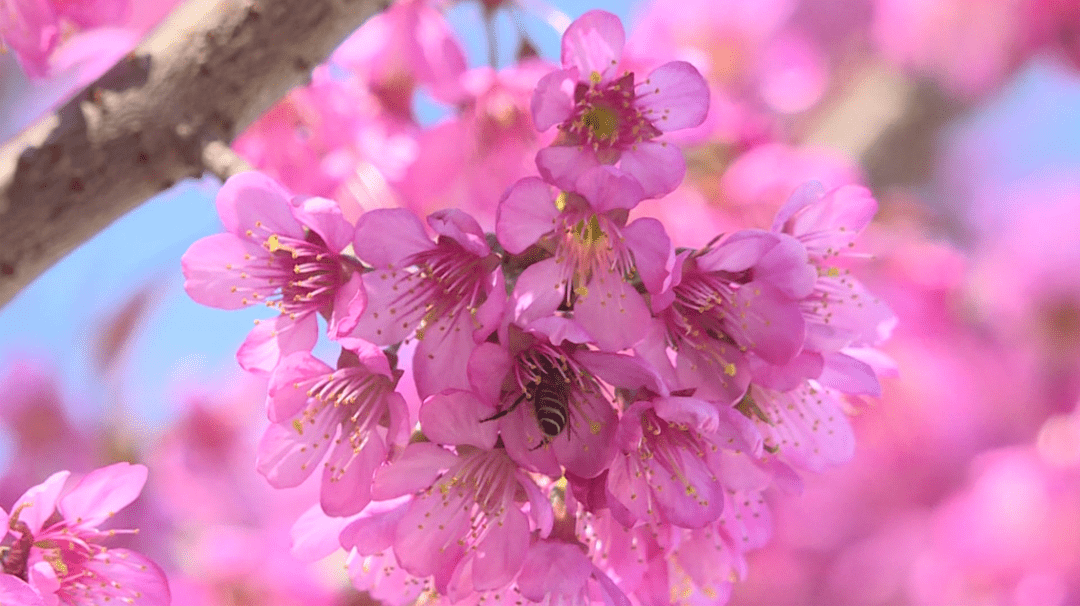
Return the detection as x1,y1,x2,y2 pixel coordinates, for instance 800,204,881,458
553,211,633,303
582,105,619,141
387,241,497,340
561,73,661,155
300,368,393,434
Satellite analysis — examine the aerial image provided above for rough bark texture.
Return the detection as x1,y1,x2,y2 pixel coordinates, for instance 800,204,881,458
0,0,390,308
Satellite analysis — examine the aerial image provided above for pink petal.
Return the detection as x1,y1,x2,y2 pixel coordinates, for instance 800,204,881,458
216,172,303,240
181,234,274,310
12,471,69,536
344,272,418,346
573,166,645,212
774,183,878,256
294,196,354,253
267,351,332,422
674,346,750,406
328,272,367,339
339,339,393,370
518,473,554,538
572,274,651,351
496,177,560,255
697,230,780,273
652,397,720,432
255,411,336,488
623,217,674,296
419,390,499,449
467,343,514,405
554,392,617,478
518,541,592,602
636,61,710,132
237,312,319,374
730,281,805,365
394,497,468,579
320,431,386,516
0,575,45,606
413,314,475,400
803,275,896,350
510,259,566,327
82,548,170,606
650,449,724,527
427,209,489,257
384,392,412,448
561,10,624,84
618,140,686,198
27,561,59,601
531,69,577,131
817,351,881,396
371,443,458,500
338,497,410,555
0,0,58,79
499,403,563,477
471,508,529,590
536,145,600,193
527,316,593,345
353,208,433,268
58,462,146,529
575,349,666,395
473,271,506,340
54,0,128,28
291,503,355,561
749,350,824,392
605,455,650,524
771,180,825,231
755,234,815,299
761,385,854,471
593,564,632,606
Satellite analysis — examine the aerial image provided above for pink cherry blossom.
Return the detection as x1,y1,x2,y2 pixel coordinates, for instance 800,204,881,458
0,463,170,605
349,207,505,399
182,172,366,373
332,0,467,116
532,9,710,198
0,360,93,507
0,0,59,78
51,0,128,29
451,323,664,480
737,381,857,472
605,396,761,529
256,342,408,517
487,539,631,606
392,61,552,227
640,228,814,405
349,441,549,601
497,167,656,351
772,182,896,352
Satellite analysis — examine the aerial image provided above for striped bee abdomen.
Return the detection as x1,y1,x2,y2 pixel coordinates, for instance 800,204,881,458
478,354,572,450
532,373,569,441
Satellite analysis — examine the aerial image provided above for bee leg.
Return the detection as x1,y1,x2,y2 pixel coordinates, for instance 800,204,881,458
528,435,552,451
479,391,528,423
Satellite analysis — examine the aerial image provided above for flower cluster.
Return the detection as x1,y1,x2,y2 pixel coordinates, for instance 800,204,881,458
0,463,170,605
182,9,894,605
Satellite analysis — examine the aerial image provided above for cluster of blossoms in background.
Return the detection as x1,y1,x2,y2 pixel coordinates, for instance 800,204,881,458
180,9,894,605
4,0,1080,604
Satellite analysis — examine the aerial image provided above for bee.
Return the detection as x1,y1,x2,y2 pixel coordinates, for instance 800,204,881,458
480,356,570,450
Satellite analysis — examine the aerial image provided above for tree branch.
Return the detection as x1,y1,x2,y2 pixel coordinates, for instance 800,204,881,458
806,63,969,192
0,0,390,308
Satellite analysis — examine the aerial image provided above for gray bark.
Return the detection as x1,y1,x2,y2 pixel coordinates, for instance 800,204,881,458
0,0,389,308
